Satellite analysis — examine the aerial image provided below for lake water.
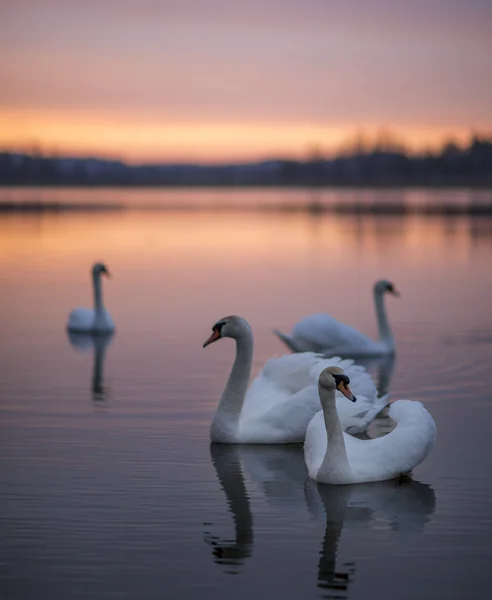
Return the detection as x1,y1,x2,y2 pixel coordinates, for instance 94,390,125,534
1,188,492,600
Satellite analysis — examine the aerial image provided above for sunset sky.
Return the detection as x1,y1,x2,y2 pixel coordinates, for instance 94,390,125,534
1,0,491,162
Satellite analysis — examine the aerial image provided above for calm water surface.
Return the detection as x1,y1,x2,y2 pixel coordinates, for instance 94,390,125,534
1,189,492,599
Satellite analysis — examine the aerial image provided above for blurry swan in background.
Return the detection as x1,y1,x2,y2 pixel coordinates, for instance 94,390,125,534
67,262,115,333
304,367,436,484
203,315,388,443
304,476,436,597
275,279,400,357
68,331,114,402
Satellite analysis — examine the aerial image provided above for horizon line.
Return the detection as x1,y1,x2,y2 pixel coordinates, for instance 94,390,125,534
2,131,491,167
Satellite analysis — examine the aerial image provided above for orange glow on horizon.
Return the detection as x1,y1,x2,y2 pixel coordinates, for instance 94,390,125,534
0,108,482,163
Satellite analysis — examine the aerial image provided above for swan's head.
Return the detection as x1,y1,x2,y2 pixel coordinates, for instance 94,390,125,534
374,279,400,297
92,262,111,278
318,366,357,402
203,315,252,347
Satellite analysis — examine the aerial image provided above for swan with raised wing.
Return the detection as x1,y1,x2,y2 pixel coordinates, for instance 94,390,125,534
275,279,399,357
203,316,388,444
67,262,115,334
304,366,436,484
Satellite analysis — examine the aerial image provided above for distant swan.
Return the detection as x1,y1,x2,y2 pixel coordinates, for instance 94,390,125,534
67,262,115,333
304,366,436,484
275,279,400,357
203,315,388,444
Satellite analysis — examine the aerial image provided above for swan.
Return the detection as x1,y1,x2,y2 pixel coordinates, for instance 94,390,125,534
275,279,400,357
203,315,389,444
67,262,115,334
304,366,436,484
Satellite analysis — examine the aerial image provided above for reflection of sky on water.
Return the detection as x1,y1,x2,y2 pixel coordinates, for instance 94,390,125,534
0,189,491,600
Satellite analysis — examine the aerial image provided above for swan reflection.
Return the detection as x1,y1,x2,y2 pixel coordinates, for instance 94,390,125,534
204,444,307,572
67,331,114,402
203,444,254,572
305,477,436,599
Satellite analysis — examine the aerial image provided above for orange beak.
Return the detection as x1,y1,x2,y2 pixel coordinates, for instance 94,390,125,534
337,381,356,402
203,328,221,348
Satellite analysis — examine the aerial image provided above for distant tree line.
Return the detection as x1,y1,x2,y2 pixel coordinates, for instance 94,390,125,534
1,136,491,187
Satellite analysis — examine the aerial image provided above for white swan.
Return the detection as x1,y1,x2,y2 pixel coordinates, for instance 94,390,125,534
275,279,400,357
304,366,436,484
203,315,388,444
67,262,115,333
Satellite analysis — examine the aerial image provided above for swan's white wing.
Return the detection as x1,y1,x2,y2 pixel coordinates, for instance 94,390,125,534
310,355,383,429
309,356,377,400
346,400,436,482
100,310,115,331
247,354,381,437
252,353,377,403
293,313,374,352
67,308,95,331
340,393,389,434
252,352,324,396
240,378,321,443
67,308,115,333
309,356,387,433
258,385,327,443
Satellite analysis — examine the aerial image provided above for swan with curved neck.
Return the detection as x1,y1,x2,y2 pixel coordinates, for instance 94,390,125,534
203,315,388,444
67,262,115,334
274,279,400,357
304,366,436,484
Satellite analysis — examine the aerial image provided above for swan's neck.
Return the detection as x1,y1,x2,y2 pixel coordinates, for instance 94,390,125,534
92,272,104,316
211,330,253,440
374,290,394,350
317,387,352,482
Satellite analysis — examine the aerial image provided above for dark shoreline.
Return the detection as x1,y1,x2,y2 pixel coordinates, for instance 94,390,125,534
1,181,492,190
2,199,492,216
